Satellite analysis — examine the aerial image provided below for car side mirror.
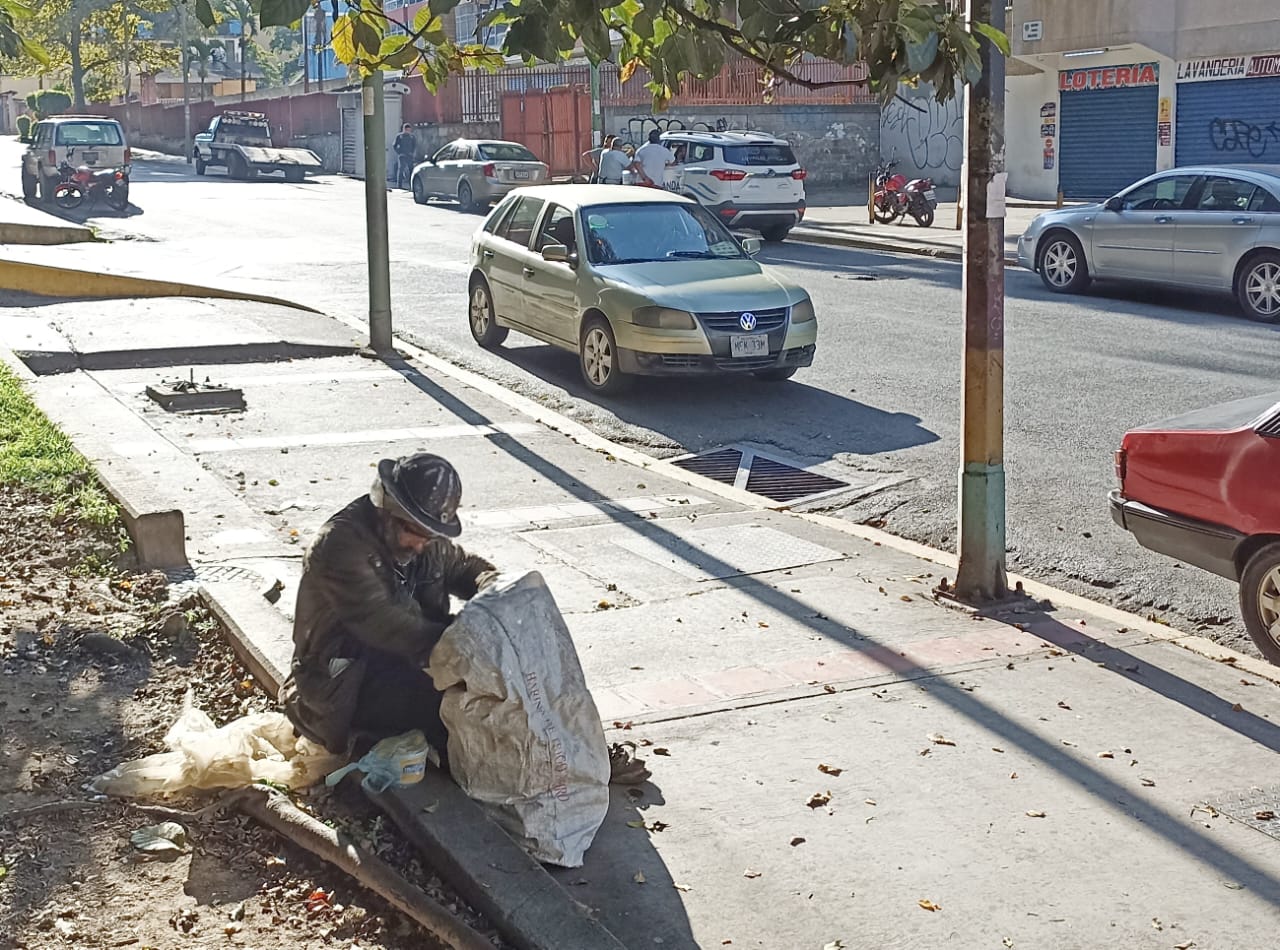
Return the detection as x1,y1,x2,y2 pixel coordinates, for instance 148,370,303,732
741,236,763,256
542,244,574,264
1104,196,1124,212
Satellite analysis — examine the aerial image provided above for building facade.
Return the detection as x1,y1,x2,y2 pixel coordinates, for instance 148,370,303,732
1007,0,1280,199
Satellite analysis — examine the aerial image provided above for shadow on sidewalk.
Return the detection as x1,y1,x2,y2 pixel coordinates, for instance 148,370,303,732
479,343,939,459
385,356,1280,932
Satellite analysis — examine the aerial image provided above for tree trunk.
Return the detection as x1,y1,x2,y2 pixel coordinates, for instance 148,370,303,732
70,17,87,110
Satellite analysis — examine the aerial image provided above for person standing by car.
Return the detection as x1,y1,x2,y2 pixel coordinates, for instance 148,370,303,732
596,139,633,185
393,124,416,189
634,129,675,189
582,134,617,183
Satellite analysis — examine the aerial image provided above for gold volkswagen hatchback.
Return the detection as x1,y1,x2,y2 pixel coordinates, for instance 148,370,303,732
467,185,818,394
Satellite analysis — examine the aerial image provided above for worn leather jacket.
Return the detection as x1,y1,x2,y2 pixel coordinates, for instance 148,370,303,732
280,495,493,752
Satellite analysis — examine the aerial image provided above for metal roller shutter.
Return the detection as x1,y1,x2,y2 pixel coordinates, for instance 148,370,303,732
1175,78,1280,166
1059,85,1159,199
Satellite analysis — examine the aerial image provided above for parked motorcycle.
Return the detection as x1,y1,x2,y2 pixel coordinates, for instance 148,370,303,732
873,159,938,227
53,149,130,212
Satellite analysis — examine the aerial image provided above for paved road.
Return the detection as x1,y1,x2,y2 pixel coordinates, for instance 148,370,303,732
8,148,1278,652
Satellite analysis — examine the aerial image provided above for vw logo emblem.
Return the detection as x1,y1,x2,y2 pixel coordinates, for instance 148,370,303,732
739,312,757,331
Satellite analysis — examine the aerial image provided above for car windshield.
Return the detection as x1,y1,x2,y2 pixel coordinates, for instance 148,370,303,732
580,202,747,265
722,143,796,166
479,143,538,162
55,123,123,147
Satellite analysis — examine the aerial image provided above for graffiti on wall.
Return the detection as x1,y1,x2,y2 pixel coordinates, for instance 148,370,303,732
1207,117,1280,159
617,115,730,145
880,90,963,174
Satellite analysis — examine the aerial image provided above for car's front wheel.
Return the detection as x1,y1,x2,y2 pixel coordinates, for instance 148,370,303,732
1038,232,1091,294
412,175,428,205
579,317,629,395
1237,252,1280,324
468,278,508,348
1241,542,1280,666
194,153,206,175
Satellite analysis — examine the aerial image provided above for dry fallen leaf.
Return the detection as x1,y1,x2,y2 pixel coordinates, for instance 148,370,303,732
824,942,846,950
1025,810,1047,818
1255,810,1276,821
807,791,832,809
673,883,692,892
626,820,646,829
918,898,941,912
653,747,671,756
1140,778,1156,787
928,734,956,746
1221,881,1243,890
1057,700,1072,710
1010,772,1019,780
743,868,763,879
1232,703,1243,712
818,763,844,777
1097,751,1115,759
1174,942,1197,949
1002,939,1014,948
633,870,646,884
790,836,806,846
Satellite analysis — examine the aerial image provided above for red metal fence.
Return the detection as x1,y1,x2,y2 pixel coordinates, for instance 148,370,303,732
500,84,590,176
599,56,874,107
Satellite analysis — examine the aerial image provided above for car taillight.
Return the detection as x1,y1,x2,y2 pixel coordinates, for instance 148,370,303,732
124,147,131,164
1114,449,1127,482
48,149,56,165
718,208,737,216
115,171,125,181
791,168,807,180
482,163,495,177
710,169,747,181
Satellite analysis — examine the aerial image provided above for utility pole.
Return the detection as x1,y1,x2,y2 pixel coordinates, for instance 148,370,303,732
589,61,602,153
301,15,310,93
363,72,393,352
181,3,192,164
954,0,1008,603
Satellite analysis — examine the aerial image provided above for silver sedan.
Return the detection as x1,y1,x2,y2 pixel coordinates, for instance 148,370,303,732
411,138,548,213
1018,165,1280,323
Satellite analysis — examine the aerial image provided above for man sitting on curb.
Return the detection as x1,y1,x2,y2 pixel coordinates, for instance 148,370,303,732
281,452,649,784
282,453,493,763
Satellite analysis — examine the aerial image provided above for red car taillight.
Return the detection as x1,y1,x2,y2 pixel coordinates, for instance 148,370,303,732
710,169,747,181
791,168,807,180
482,162,495,177
1114,449,1127,483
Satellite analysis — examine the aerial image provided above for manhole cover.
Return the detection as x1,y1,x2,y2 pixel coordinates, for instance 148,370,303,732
669,445,850,504
1209,785,1280,842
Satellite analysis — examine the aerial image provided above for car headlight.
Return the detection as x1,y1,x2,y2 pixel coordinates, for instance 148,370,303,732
790,298,816,324
633,306,696,330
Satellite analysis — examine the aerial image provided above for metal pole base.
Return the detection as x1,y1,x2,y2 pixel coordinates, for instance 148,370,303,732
955,462,1008,603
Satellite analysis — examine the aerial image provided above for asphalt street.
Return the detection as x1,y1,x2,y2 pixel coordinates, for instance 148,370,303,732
10,149,1279,652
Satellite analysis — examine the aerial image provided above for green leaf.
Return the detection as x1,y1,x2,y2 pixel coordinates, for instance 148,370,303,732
972,21,1011,56
257,0,310,29
194,0,216,29
353,15,382,61
332,15,356,64
19,36,48,67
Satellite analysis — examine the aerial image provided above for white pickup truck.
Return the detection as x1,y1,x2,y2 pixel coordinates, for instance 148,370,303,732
192,111,322,182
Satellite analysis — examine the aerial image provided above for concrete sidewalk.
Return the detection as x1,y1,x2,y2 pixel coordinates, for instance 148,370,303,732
0,193,96,245
3,292,1278,949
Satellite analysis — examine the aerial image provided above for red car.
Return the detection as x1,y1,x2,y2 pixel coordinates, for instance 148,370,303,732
1110,392,1280,664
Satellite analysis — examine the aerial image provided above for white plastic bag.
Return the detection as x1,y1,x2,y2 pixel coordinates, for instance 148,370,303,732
428,571,610,868
91,690,341,798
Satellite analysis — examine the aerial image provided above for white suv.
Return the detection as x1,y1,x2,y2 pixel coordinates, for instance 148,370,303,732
653,130,807,242
22,115,130,204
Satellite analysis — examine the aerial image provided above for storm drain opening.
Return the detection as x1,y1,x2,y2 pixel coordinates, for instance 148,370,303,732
668,445,851,504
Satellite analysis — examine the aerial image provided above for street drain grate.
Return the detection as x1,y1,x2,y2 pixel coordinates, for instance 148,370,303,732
669,445,850,504
1208,785,1280,842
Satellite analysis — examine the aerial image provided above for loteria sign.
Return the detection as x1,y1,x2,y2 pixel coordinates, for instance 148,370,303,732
1177,52,1280,82
1059,62,1158,92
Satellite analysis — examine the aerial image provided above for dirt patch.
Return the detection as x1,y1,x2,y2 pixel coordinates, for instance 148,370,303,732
0,485,506,949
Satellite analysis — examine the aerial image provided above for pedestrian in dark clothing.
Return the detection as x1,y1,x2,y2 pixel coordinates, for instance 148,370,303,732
281,453,494,761
392,123,416,189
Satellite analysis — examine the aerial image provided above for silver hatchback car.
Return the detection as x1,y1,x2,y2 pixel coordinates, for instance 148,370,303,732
1018,165,1280,322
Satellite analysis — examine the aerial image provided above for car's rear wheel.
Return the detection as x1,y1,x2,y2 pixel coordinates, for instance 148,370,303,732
468,278,508,348
1237,253,1280,324
754,367,797,382
1240,542,1280,666
458,180,476,213
579,317,629,395
284,167,305,183
760,224,791,243
228,153,252,180
1038,232,1091,294
39,172,57,204
412,175,428,205
21,168,37,201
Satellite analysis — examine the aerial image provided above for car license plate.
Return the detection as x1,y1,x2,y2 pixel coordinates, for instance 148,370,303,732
730,334,769,358
924,189,937,201
513,170,531,179
83,152,98,164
